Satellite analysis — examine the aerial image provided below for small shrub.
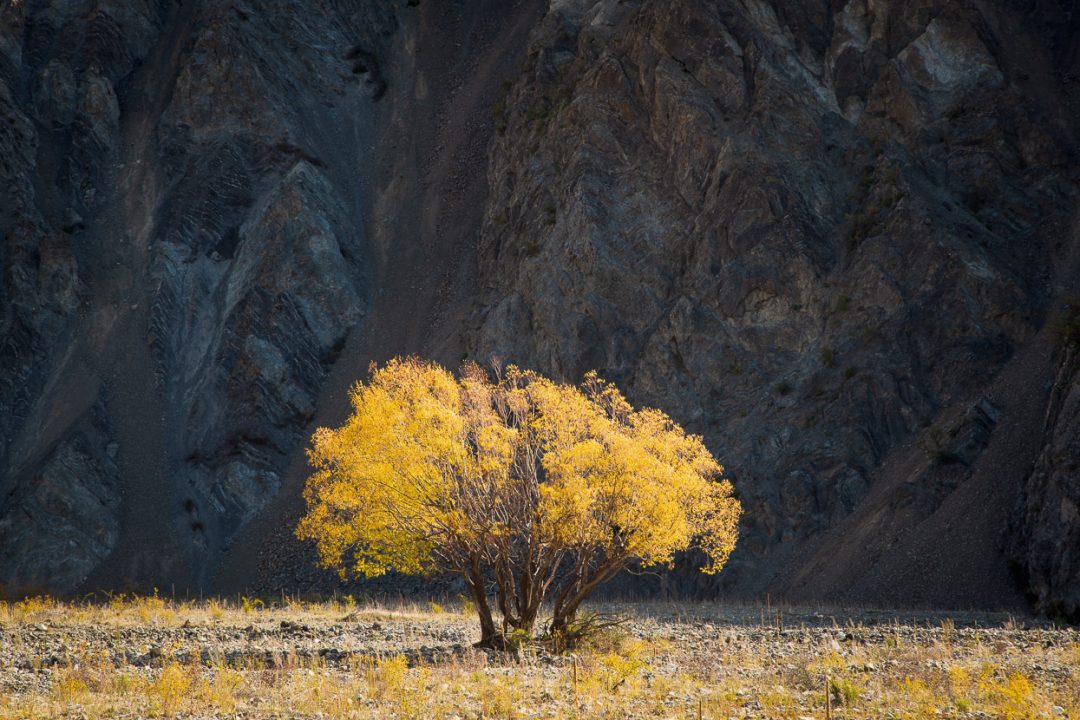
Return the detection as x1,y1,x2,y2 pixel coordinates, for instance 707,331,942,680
241,596,263,614
991,672,1035,720
207,598,226,619
150,662,195,715
136,591,168,623
474,670,519,718
601,647,647,690
507,626,533,651
111,672,133,694
457,593,476,616
547,612,627,654
831,678,862,707
12,595,58,621
367,654,408,700
200,668,244,713
52,668,91,704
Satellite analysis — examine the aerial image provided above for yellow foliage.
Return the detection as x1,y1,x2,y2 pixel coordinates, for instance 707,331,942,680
297,357,741,592
135,590,169,623
992,672,1036,720
241,596,264,614
601,649,647,686
149,662,195,715
366,655,409,701
897,676,938,718
199,668,244,713
52,670,90,704
11,596,58,622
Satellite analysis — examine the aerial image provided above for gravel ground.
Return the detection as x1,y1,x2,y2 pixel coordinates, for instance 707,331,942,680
1,600,1077,718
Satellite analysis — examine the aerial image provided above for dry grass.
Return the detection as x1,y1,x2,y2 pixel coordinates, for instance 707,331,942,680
0,592,453,627
0,596,1077,719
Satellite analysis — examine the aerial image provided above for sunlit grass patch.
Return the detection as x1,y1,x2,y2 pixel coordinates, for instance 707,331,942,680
0,599,1077,720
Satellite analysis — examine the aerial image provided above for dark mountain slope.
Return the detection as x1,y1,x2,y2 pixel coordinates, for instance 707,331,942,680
1,0,1078,618
469,0,1080,615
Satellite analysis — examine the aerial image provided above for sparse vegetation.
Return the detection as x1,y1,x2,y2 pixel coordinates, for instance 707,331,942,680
0,598,1076,720
830,676,862,707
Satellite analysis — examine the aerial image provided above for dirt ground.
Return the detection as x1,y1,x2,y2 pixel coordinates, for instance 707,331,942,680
1,597,1077,719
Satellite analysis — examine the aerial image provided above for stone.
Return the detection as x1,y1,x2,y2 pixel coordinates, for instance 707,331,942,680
0,0,1077,620
470,0,1080,612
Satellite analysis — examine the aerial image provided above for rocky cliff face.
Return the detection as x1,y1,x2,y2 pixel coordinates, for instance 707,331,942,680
0,0,392,591
469,0,1080,617
1008,308,1080,620
1,0,1078,618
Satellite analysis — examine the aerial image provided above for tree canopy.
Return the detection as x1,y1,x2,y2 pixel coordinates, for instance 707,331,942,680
297,357,741,648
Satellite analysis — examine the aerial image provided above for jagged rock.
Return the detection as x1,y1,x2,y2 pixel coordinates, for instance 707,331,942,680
1008,340,1080,622
0,0,1078,618
0,0,389,591
0,401,120,594
472,0,1079,602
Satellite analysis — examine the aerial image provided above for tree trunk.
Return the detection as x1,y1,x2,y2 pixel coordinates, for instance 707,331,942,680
549,607,575,641
518,603,539,637
464,571,500,649
549,558,625,646
475,603,499,648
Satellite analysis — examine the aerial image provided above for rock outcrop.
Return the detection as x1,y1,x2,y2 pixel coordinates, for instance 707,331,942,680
1,0,1078,617
471,0,1080,608
1008,303,1080,620
0,400,119,593
0,0,389,592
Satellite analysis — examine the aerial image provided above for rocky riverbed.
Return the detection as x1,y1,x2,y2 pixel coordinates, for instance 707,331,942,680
1,598,1076,718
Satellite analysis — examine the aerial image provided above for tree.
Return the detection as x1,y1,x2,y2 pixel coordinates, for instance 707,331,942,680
297,357,741,649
